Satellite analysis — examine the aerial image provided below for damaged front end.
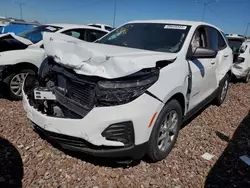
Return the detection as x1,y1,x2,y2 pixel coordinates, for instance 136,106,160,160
23,57,160,119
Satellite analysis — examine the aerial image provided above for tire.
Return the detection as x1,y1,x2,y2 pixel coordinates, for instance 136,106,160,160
146,99,183,162
214,74,230,106
244,70,250,83
4,69,36,101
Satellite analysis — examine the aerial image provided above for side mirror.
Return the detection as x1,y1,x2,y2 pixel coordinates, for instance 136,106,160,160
188,47,217,59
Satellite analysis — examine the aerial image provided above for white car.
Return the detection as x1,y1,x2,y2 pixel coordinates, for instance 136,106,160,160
23,20,233,162
87,23,114,32
0,24,109,100
226,34,250,82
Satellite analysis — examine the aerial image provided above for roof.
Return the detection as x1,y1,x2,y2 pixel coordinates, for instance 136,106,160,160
226,33,246,40
88,23,113,28
48,23,109,33
127,19,211,26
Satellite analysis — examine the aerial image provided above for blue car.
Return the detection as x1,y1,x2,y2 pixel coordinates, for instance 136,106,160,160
1,22,40,35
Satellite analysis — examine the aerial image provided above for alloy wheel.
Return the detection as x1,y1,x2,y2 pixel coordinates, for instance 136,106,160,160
10,73,28,97
157,110,179,152
220,79,229,102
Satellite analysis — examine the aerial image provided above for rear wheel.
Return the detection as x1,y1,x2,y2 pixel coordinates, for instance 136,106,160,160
146,100,182,162
4,69,35,101
244,70,250,83
214,74,230,106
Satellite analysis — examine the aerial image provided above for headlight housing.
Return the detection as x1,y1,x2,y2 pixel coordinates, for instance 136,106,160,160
96,68,159,106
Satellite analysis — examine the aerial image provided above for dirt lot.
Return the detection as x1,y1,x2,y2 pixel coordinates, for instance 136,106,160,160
0,82,250,188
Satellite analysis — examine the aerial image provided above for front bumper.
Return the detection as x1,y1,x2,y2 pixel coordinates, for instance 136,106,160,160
23,88,163,159
33,124,148,159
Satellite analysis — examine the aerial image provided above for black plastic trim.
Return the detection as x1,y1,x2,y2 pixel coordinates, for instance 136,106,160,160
184,88,218,122
145,91,163,102
33,125,147,159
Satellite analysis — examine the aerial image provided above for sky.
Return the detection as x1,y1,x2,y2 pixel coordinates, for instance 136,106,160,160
0,0,250,35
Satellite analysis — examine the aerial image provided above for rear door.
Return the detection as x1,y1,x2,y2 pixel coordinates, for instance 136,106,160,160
215,29,233,82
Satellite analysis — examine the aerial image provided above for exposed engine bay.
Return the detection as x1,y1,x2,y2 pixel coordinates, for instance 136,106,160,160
24,57,160,119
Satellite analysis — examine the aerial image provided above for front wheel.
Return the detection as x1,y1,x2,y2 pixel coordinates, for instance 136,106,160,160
146,100,182,162
214,74,230,106
4,69,35,101
244,70,250,83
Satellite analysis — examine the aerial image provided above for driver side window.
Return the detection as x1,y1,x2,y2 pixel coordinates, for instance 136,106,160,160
191,27,207,53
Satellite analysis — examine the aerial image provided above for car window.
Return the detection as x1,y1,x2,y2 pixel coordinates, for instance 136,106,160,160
239,43,247,53
18,25,62,43
190,27,208,53
218,31,227,50
97,23,191,53
62,29,86,41
228,39,245,53
86,29,107,42
105,26,113,31
89,25,102,29
207,26,219,51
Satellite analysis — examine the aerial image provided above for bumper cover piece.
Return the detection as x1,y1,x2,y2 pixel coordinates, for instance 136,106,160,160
34,125,147,159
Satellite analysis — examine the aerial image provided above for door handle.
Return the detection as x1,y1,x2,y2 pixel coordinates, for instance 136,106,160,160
224,54,229,57
211,61,216,65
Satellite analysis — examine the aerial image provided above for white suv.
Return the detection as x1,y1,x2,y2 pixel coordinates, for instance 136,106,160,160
23,20,233,162
0,24,108,100
226,34,250,82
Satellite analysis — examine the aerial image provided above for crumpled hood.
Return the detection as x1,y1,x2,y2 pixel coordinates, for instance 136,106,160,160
43,32,177,78
0,33,33,45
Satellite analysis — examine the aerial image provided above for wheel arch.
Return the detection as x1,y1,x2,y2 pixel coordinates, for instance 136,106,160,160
166,93,186,116
9,62,39,73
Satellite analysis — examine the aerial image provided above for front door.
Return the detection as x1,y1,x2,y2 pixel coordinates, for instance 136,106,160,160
188,26,217,111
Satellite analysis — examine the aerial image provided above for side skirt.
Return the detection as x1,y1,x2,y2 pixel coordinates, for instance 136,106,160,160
183,88,218,122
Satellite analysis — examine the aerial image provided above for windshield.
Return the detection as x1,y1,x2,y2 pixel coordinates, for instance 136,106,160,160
18,25,62,43
228,39,245,53
97,23,191,53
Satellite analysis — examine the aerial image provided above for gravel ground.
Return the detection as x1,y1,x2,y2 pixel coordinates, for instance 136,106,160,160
0,82,250,188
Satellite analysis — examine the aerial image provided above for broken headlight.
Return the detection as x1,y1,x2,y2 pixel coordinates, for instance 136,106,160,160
96,69,159,106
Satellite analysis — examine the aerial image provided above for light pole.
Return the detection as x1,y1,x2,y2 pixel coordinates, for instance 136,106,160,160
15,1,25,20
112,0,117,28
196,0,217,21
245,23,249,36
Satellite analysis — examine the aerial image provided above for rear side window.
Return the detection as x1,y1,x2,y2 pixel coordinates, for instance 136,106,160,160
207,27,219,51
86,30,107,42
89,25,101,29
218,31,227,50
62,29,86,41
105,26,113,31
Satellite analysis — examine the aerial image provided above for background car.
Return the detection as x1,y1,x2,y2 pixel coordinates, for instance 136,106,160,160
226,34,246,61
231,40,250,82
87,23,114,32
226,34,250,82
0,24,109,100
1,21,40,35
